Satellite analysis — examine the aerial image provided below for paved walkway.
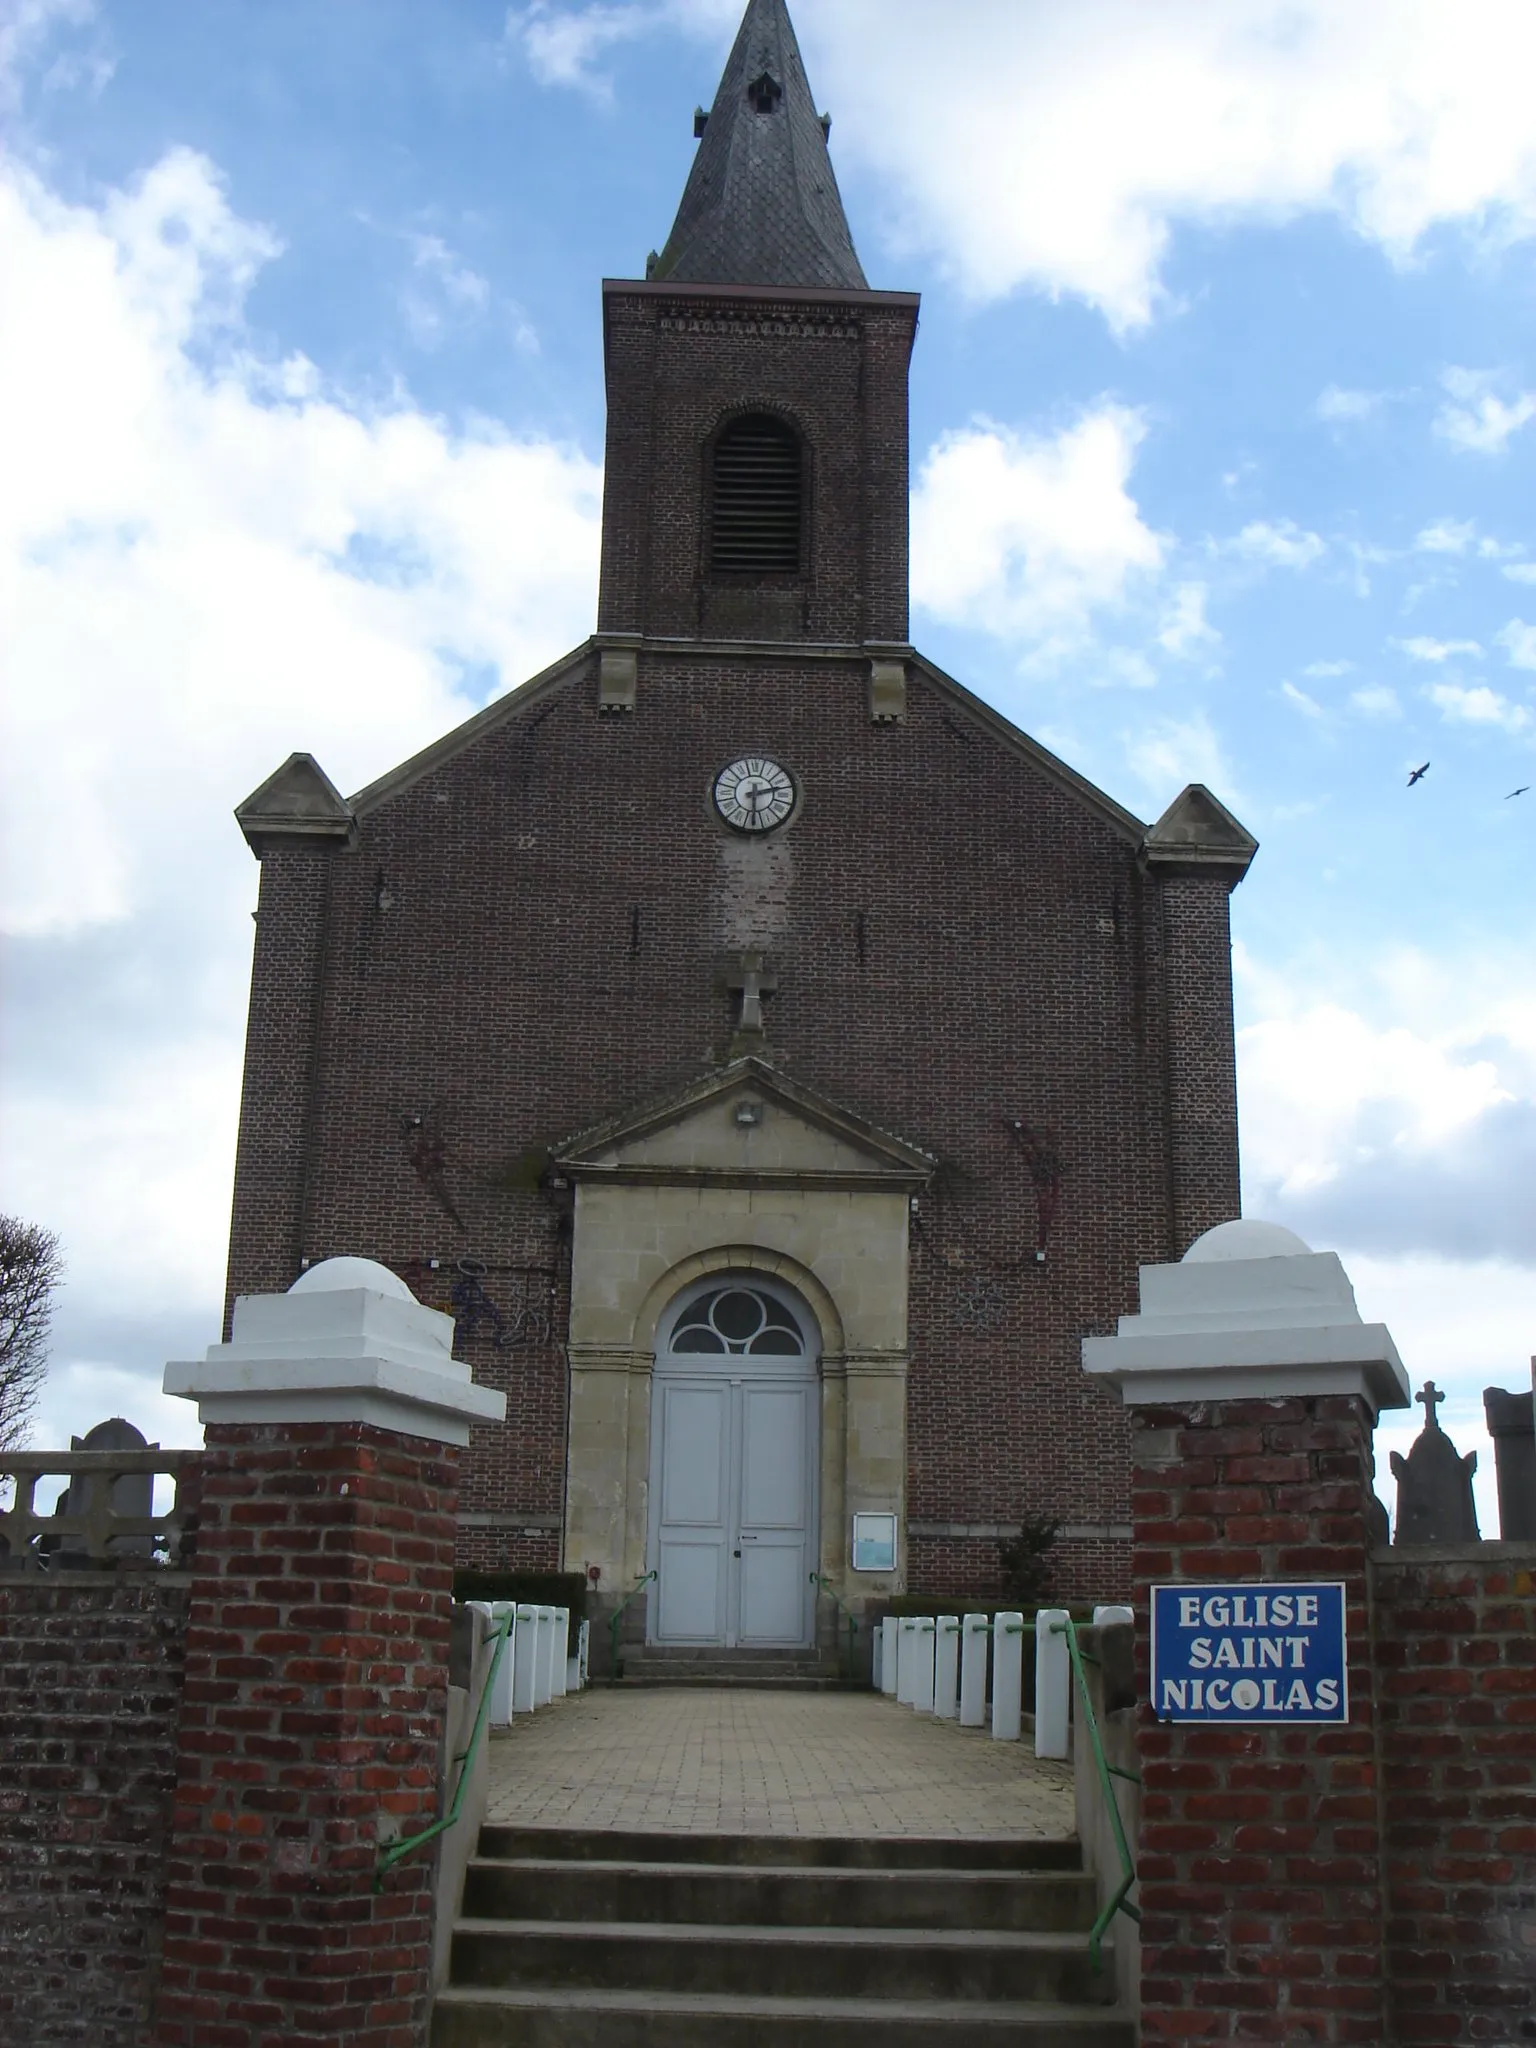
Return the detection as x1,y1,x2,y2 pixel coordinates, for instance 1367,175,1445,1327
484,1688,1076,1839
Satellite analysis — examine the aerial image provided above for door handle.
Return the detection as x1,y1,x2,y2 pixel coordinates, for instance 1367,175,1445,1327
733,1549,742,1558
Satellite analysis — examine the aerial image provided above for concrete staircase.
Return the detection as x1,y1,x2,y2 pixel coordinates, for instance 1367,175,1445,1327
432,1824,1136,2045
611,1645,845,1689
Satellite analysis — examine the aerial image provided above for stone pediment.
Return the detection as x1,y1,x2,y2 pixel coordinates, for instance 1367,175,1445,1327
554,1058,935,1190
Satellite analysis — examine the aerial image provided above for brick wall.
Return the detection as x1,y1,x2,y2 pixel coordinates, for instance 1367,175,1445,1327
0,1573,193,2047
1132,1394,1387,2043
153,1421,458,2048
1376,1542,1536,2046
597,282,918,646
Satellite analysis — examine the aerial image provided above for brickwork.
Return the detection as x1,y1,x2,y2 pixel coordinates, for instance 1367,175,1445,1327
597,284,917,646
1154,871,1246,1254
908,1531,1133,1607
0,1573,194,2048
1131,1395,1387,2043
1375,1544,1536,2045
152,1421,458,2048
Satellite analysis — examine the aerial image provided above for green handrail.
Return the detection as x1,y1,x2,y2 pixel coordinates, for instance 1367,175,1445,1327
608,1569,657,1676
808,1572,859,1676
1051,1615,1141,1973
375,1605,513,1891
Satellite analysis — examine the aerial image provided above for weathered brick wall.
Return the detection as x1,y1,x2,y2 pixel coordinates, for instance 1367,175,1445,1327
0,1573,193,2047
1132,1394,1387,2043
153,1421,458,2048
1375,1542,1536,2045
597,282,918,646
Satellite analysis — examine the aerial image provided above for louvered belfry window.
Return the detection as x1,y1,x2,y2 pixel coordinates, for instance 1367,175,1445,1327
710,414,803,574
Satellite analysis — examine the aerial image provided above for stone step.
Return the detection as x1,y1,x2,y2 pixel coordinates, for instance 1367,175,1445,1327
613,1646,834,1662
463,1856,1098,1933
448,1918,1110,2005
612,1672,845,1690
432,1985,1137,2048
477,1826,1083,1872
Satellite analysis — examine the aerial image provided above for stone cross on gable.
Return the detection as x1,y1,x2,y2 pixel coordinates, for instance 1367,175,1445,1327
1417,1380,1446,1426
727,950,778,1034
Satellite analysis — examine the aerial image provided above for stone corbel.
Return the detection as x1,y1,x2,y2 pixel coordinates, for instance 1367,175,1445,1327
865,645,909,723
597,637,642,714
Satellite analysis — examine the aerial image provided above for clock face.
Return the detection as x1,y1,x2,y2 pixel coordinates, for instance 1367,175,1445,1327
713,756,796,833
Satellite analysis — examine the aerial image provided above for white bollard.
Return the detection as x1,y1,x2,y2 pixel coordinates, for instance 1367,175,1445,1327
896,1617,918,1704
472,1603,511,1725
1034,1607,1072,1759
511,1603,539,1714
910,1617,936,1713
551,1607,570,1697
959,1613,989,1727
934,1615,960,1720
533,1604,557,1708
871,1623,883,1691
880,1617,898,1696
991,1610,1024,1741
1093,1604,1133,1630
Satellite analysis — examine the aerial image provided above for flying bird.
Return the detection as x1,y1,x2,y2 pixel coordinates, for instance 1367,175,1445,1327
1507,785,1530,799
1407,762,1430,786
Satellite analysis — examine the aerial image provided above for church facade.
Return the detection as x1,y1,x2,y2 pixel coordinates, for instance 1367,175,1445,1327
225,0,1256,1650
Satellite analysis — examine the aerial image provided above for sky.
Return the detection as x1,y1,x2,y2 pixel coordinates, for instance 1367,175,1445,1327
2,0,1532,1528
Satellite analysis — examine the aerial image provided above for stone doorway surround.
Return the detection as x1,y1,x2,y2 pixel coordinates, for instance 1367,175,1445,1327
554,1058,935,1636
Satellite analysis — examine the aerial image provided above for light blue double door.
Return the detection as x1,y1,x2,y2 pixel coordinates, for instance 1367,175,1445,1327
647,1282,819,1649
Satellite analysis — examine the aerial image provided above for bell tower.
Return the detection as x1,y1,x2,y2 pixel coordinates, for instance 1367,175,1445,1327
596,0,919,649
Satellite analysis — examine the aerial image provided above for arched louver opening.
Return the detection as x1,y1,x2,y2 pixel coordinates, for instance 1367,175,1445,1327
711,414,803,575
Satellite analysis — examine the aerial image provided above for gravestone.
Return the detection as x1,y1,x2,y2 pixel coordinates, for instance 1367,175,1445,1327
1483,1379,1535,1541
1390,1382,1480,1544
58,1417,155,1561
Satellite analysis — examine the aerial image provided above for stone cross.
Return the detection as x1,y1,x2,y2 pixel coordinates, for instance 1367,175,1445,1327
727,950,778,1034
1391,1381,1479,1544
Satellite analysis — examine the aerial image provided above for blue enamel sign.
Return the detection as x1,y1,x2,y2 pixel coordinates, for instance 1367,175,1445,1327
1150,1582,1348,1723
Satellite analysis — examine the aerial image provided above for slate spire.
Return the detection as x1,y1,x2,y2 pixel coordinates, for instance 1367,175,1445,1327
652,0,868,290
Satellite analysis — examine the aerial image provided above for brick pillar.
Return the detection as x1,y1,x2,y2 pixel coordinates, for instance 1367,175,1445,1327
1084,1219,1409,2045
156,1258,505,2048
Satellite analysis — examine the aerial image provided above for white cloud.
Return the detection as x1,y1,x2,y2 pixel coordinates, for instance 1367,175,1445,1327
1124,710,1235,811
1224,519,1326,570
1281,680,1327,720
808,0,1536,326
1434,366,1536,455
0,0,94,104
506,0,653,98
1156,580,1218,657
1425,681,1531,731
1303,659,1352,678
909,404,1163,657
1316,384,1384,423
1349,683,1401,717
0,147,602,1371
1502,563,1536,585
1497,619,1536,669
1415,518,1476,554
1237,976,1513,1202
399,231,492,349
1393,635,1483,663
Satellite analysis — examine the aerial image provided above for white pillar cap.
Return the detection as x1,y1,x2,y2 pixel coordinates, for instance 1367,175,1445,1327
163,1256,507,1446
1082,1219,1410,1419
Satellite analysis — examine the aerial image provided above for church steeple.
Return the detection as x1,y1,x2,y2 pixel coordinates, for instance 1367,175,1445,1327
652,0,868,291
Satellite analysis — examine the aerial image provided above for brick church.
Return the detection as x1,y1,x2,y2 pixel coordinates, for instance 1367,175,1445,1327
226,0,1256,1649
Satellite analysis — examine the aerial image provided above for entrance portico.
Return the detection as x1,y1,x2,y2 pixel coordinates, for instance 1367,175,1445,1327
555,1058,933,1647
